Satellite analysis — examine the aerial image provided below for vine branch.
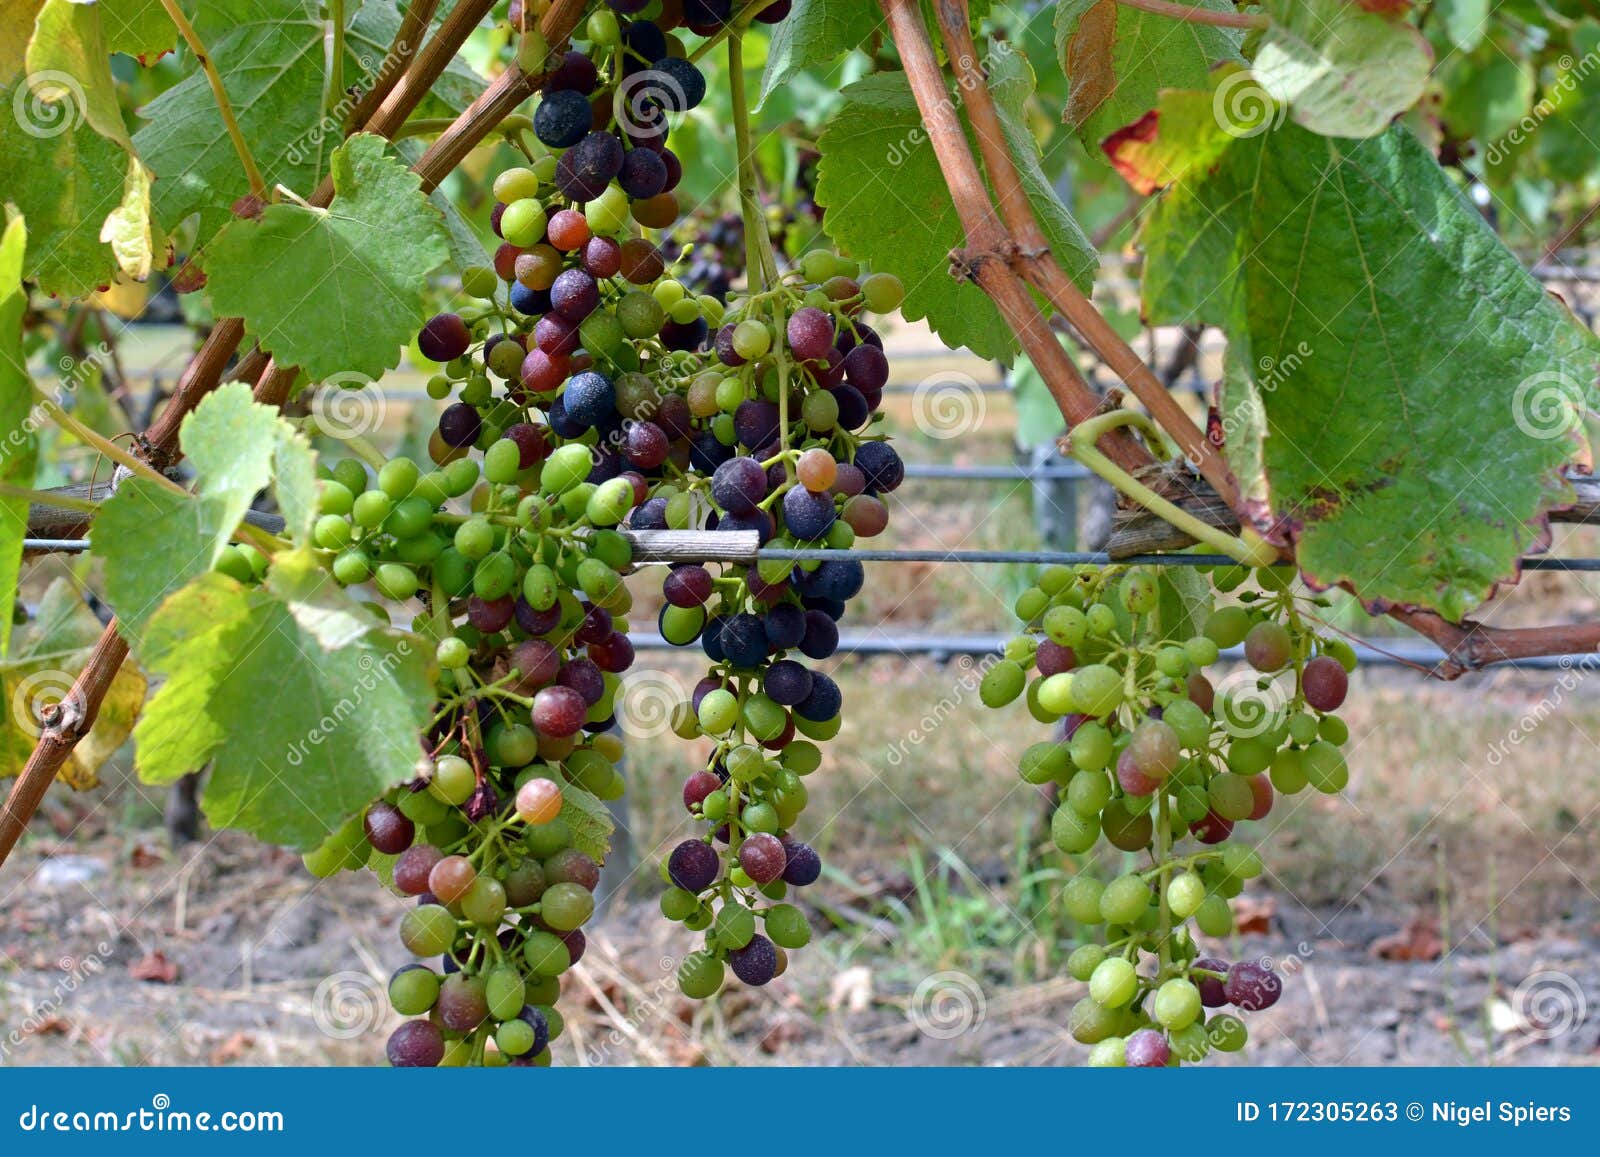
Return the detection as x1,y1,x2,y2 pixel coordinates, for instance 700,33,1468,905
1115,0,1269,28
157,0,266,198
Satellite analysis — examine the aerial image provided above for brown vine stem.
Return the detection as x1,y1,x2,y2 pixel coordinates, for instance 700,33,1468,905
932,0,1239,511
156,0,266,199
0,0,591,868
877,0,1152,478
1115,0,1269,29
346,0,441,130
1389,611,1600,680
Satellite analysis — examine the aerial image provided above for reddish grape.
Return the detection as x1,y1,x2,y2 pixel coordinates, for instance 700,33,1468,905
394,844,443,895
363,801,415,855
1302,655,1348,711
737,833,787,884
532,685,588,737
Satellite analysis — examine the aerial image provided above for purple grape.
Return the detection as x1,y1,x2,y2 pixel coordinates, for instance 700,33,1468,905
711,456,767,514
563,369,616,427
668,839,720,892
787,306,833,361
763,603,806,649
853,440,904,492
1224,960,1283,1011
728,934,778,986
558,657,606,706
783,486,837,541
733,399,780,448
664,564,714,607
798,609,839,659
386,1020,444,1067
1192,956,1230,1007
795,671,841,723
419,312,471,362
468,594,515,633
437,402,482,447
1125,1028,1171,1068
363,801,414,855
551,269,601,322
780,839,821,886
738,834,787,885
831,384,871,431
843,343,889,392
547,49,599,94
618,146,668,199
763,659,814,706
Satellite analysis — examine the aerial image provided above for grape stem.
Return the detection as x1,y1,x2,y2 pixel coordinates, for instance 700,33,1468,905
1068,410,1272,567
157,0,266,198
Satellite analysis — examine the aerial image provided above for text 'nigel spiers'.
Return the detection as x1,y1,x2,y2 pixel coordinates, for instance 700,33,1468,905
1434,1102,1572,1127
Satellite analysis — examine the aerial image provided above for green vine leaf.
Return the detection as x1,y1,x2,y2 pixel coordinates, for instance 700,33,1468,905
0,579,148,790
816,42,1096,362
1254,0,1432,139
101,0,176,60
202,134,450,381
93,381,308,645
0,217,35,657
1123,85,1600,619
558,783,615,864
1054,0,1242,145
758,0,880,108
132,563,434,852
0,0,154,297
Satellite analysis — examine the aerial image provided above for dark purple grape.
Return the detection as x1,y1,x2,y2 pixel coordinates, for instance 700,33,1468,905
1302,655,1348,711
509,281,551,317
738,833,787,885
419,312,471,362
387,1020,444,1067
558,657,606,706
831,384,871,431
512,639,560,689
1036,640,1076,676
515,596,561,636
806,559,864,601
754,0,791,22
843,343,889,392
1224,960,1282,1011
779,839,821,886
733,399,780,449
547,49,599,94
1193,956,1230,1008
545,848,601,891
711,456,767,514
468,594,515,633
624,420,669,468
551,269,600,322
660,317,709,351
763,659,814,706
714,323,745,367
782,486,836,541
570,130,624,183
437,402,482,448
664,564,713,607
668,839,720,892
798,609,839,659
582,236,622,278
630,496,670,529
795,671,841,723
649,56,707,110
516,1005,551,1056
395,844,442,895
533,88,592,149
563,370,616,427
556,149,610,202
364,801,414,855
720,612,769,669
716,508,776,543
763,603,806,649
728,934,778,986
701,616,727,663
588,631,635,673
618,146,668,199
853,440,904,492
660,148,683,192
689,429,734,472
620,19,668,64
504,422,549,467
532,685,587,738
684,1,733,36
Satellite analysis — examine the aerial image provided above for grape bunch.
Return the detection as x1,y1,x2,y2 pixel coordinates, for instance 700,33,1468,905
979,563,1356,1066
641,251,907,998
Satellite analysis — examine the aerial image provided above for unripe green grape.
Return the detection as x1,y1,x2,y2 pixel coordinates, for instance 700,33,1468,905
541,444,593,495
1155,646,1190,679
801,389,838,431
462,265,499,299
437,636,470,669
473,551,516,600
1224,735,1274,776
678,952,724,999
1194,894,1233,937
1120,570,1158,614
302,817,367,877
1043,605,1087,647
1068,721,1113,771
1207,1012,1248,1052
1003,635,1036,663
539,882,594,931
1063,875,1105,924
1069,997,1121,1045
1069,664,1123,718
388,965,440,1015
660,604,706,646
764,904,811,949
1050,804,1100,854
352,489,393,528
500,198,548,247
1087,1037,1127,1067
1066,769,1112,817
1203,606,1251,649
1324,638,1359,673
1067,943,1105,982
385,495,434,539
523,930,573,978
1220,843,1263,881
1162,698,1211,750
586,477,636,527
318,479,354,516
701,789,728,821
659,888,699,923
426,375,452,400
586,186,630,234
443,456,480,496
1153,978,1202,1030
1088,956,1138,1008
586,8,620,44
732,319,772,359
399,905,457,957
523,818,570,858
375,563,418,601
496,1018,537,1057
860,271,904,313
1318,714,1349,745
1014,586,1049,622
1302,740,1348,793
484,965,525,1021
332,458,368,495
713,903,756,950
379,457,420,500
1287,711,1320,746
454,517,495,561
979,660,1026,708
331,549,371,585
1166,871,1206,920
1018,741,1070,785
1100,800,1153,851
698,688,739,734
1208,772,1255,821
314,513,353,550
1036,672,1075,716
1085,602,1118,637
1169,1020,1211,1063
413,471,451,507
741,801,780,834
1099,875,1151,925
1185,635,1221,666
1269,747,1308,794
482,438,522,485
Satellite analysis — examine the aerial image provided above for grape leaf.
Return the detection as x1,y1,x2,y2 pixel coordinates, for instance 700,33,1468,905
132,562,434,851
816,43,1096,362
1123,86,1600,619
0,1,43,76
0,0,154,296
1254,0,1432,139
0,579,148,790
1436,0,1490,52
202,134,450,381
1054,0,1242,144
0,217,34,657
558,783,615,863
758,0,882,108
101,0,175,60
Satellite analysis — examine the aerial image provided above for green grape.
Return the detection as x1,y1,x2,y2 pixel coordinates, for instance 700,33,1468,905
659,888,699,923
473,552,516,600
1163,699,1211,749
501,199,548,247
352,489,393,529
1194,894,1233,937
860,272,905,313
1068,721,1113,771
318,480,354,516
379,457,419,500
1224,735,1275,776
523,931,572,977
399,906,457,957
1269,747,1309,794
1219,843,1263,881
1169,1021,1210,1063
979,660,1027,708
741,802,780,834
1119,570,1158,614
462,265,499,299
375,563,418,601
1067,943,1105,982
541,444,593,494
678,952,724,999
1208,773,1255,821
429,754,476,805
1203,606,1251,649
1036,673,1075,716
1014,587,1049,622
1152,978,1202,1030
1087,1037,1127,1067
1069,664,1123,718
698,689,739,734
1287,711,1320,745
1318,714,1350,744
1066,769,1112,817
1069,997,1121,1045
1166,871,1206,919
388,966,440,1015
524,818,570,857
1063,875,1105,924
1051,805,1100,854
713,903,756,950
1207,1012,1248,1052
1184,636,1221,667
454,517,495,561
385,496,434,539
1018,741,1070,785
1085,603,1118,637
1302,740,1348,793
484,438,523,485
332,458,368,495
496,1018,537,1058
1088,957,1138,1008
314,513,353,550
460,877,508,925
1043,605,1088,647
484,965,526,1021
539,882,594,931
1099,875,1151,925
1101,800,1153,851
